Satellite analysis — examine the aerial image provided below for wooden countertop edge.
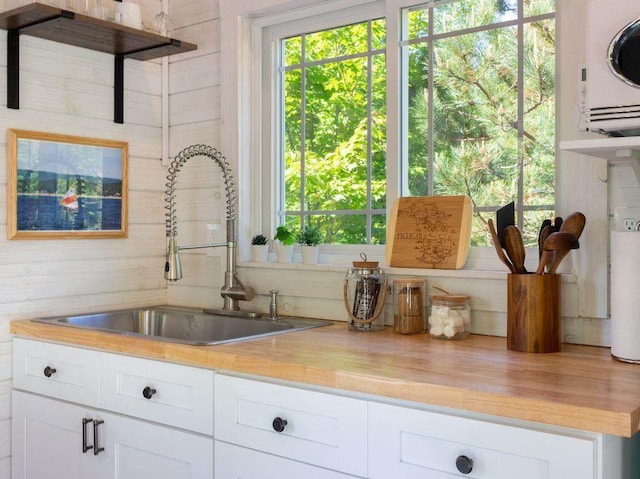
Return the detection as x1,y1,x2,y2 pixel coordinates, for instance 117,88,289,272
9,319,640,437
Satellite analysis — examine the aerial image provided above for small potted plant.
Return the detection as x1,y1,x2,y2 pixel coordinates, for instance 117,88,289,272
250,234,269,262
297,224,323,264
273,225,296,263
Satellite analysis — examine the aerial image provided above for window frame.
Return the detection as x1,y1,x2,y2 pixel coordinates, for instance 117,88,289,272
261,2,388,247
257,0,556,256
220,0,607,318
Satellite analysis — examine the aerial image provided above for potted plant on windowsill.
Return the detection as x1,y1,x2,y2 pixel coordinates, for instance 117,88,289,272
273,225,296,263
250,234,269,262
297,224,323,265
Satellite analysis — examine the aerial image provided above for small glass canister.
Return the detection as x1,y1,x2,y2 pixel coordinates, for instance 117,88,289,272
428,293,471,339
393,278,426,334
343,254,387,332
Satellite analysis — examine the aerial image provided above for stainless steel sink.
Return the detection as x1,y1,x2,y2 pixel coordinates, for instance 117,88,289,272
33,307,333,345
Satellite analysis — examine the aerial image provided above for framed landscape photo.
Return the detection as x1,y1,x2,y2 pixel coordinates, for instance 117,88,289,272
7,130,128,239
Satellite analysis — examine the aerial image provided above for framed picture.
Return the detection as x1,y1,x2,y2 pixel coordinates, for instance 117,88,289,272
7,130,128,239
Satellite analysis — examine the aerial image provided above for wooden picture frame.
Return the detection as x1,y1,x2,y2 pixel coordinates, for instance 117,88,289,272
7,130,128,239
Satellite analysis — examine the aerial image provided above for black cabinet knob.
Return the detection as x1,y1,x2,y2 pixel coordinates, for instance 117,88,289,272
43,366,57,378
142,386,157,399
272,417,288,433
455,455,473,474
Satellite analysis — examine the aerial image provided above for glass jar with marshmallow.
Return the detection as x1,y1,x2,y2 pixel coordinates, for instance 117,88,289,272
428,293,471,340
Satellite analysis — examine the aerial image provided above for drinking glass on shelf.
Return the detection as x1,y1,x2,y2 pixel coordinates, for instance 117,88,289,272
151,1,173,37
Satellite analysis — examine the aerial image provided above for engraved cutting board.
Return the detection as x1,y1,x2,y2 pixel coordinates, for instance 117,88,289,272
386,196,472,269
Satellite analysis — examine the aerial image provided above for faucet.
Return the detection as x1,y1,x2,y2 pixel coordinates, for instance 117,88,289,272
164,144,255,313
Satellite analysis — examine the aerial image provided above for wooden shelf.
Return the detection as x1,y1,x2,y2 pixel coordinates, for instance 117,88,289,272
560,137,640,184
0,3,197,122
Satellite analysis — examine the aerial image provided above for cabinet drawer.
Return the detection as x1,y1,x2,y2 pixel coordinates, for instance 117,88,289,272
215,441,361,479
215,374,367,478
101,353,214,435
13,338,100,407
369,402,595,479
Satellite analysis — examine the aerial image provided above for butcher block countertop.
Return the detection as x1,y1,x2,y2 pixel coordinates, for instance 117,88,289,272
10,319,640,438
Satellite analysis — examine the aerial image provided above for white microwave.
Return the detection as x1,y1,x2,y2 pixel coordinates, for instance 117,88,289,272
586,0,640,136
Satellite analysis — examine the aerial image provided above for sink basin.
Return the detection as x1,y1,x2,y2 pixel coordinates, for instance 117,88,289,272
33,307,333,345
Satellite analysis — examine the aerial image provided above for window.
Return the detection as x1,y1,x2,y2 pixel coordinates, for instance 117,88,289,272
278,18,387,244
268,0,555,248
402,0,556,246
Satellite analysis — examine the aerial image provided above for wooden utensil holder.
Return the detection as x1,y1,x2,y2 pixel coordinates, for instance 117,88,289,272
507,273,560,353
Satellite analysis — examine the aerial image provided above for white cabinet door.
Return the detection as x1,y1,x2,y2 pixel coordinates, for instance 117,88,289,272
215,374,367,477
13,390,213,479
369,402,595,479
100,411,213,479
12,391,104,479
101,352,214,435
215,441,362,479
13,338,100,407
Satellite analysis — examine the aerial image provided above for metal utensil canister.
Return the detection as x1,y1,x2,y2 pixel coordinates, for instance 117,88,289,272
343,254,387,331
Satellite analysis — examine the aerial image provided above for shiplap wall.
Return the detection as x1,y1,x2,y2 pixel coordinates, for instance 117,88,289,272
0,0,176,475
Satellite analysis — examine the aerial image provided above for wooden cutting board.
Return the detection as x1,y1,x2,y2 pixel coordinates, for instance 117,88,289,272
386,196,472,269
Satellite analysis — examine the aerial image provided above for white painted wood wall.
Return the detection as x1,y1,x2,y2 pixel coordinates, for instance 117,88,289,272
0,0,630,476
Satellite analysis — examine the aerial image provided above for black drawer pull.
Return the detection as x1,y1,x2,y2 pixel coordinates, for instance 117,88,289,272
272,417,288,433
82,418,93,453
142,386,157,399
93,420,104,455
455,455,473,474
43,366,57,378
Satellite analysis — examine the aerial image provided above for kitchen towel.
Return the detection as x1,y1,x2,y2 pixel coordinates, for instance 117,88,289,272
611,231,640,362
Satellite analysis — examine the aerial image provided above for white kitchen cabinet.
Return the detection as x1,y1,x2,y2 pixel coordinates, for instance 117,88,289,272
13,338,100,407
12,391,102,479
215,441,361,479
101,352,214,436
12,337,638,479
12,391,212,479
12,339,214,479
368,401,620,479
215,374,368,478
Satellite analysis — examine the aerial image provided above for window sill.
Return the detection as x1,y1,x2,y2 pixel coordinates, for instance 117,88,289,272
238,260,577,283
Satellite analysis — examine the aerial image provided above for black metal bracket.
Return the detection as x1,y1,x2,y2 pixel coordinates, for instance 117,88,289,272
7,29,19,110
6,11,74,110
114,55,124,123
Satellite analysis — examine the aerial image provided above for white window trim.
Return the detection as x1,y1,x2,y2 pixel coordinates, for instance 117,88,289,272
220,0,608,320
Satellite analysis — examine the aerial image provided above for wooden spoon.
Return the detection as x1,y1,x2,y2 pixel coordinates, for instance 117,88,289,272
488,219,516,273
504,225,527,274
537,219,552,259
547,212,586,274
538,224,553,261
536,232,579,275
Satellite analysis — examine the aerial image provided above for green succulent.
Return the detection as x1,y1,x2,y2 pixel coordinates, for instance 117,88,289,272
251,234,268,245
297,224,323,246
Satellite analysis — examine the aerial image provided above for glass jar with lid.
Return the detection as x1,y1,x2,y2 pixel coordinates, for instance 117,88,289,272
393,278,426,334
343,254,387,332
428,293,471,339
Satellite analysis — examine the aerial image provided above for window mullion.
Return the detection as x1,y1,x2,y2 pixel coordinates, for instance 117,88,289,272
427,5,434,197
300,35,307,227
517,3,525,230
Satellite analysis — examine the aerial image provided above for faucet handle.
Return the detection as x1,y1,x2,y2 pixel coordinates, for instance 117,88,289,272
268,290,279,320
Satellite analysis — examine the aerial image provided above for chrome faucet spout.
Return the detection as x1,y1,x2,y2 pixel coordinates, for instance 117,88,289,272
163,145,254,312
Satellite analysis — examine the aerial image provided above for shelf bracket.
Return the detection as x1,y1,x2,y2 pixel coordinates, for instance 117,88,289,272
7,29,19,110
6,10,74,111
114,55,124,124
